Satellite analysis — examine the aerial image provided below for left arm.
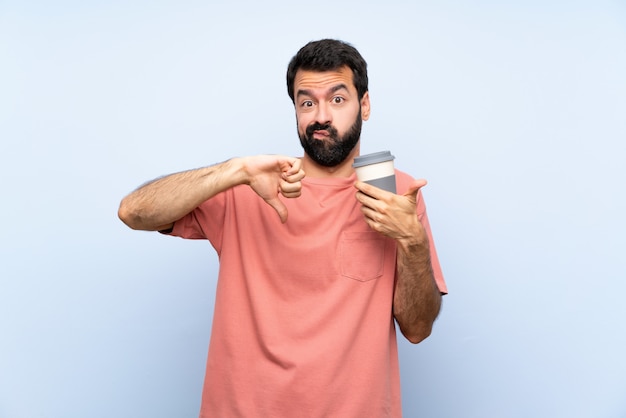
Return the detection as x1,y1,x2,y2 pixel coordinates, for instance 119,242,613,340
355,180,442,344
393,228,442,343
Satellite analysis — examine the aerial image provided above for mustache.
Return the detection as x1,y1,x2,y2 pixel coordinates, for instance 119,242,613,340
305,123,338,137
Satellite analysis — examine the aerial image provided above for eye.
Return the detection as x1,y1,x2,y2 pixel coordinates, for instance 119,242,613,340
301,100,314,108
332,96,345,104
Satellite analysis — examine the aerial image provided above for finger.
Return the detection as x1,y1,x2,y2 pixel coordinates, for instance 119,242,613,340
283,168,305,183
355,189,384,216
283,157,303,176
354,181,387,200
266,197,289,223
404,179,428,202
282,191,301,200
280,180,302,199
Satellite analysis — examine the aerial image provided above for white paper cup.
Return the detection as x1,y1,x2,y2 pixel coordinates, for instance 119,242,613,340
352,151,396,193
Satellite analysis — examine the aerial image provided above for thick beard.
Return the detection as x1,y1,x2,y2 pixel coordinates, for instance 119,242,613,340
298,112,362,167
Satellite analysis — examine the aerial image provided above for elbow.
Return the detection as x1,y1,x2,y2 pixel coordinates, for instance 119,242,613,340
118,199,141,230
118,198,173,232
395,299,441,344
401,324,433,345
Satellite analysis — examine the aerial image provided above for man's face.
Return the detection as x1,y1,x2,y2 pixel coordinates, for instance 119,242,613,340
293,66,370,167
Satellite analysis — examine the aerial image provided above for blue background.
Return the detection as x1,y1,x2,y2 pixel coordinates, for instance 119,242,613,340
1,1,625,417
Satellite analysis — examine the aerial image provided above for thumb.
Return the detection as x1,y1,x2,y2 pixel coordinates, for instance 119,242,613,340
404,179,428,203
266,197,289,223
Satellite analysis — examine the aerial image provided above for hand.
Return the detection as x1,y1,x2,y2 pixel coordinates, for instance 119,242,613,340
243,155,305,223
354,179,429,245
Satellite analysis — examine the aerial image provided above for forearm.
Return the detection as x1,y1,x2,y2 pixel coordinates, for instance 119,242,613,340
118,158,245,231
393,237,442,344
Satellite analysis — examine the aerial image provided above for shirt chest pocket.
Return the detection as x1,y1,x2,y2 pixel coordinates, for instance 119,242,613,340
339,231,388,282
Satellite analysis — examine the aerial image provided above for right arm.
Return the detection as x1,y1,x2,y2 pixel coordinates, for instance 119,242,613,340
118,155,305,231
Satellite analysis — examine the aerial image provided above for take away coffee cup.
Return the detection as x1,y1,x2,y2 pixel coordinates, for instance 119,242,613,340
352,151,396,193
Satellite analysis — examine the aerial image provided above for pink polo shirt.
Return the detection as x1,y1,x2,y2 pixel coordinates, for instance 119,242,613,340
170,170,446,418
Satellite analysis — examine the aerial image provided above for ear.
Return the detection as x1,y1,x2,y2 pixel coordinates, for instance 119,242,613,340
360,91,371,121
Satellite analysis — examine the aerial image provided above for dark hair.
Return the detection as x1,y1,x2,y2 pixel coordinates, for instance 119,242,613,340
286,39,369,103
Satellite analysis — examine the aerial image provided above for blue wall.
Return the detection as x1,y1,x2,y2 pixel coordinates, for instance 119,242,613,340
1,1,625,417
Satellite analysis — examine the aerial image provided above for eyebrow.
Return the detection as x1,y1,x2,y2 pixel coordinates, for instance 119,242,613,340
296,83,350,99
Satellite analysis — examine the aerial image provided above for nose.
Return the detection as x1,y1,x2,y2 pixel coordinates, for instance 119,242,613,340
314,102,332,126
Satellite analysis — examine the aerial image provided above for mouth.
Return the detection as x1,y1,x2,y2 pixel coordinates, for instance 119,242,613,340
305,123,336,142
313,129,330,139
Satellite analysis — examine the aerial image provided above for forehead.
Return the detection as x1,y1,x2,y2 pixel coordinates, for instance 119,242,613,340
294,66,356,93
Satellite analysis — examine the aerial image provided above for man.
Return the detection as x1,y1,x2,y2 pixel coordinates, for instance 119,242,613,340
118,39,447,418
